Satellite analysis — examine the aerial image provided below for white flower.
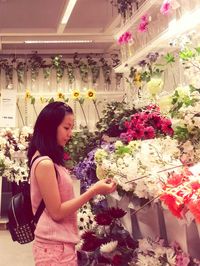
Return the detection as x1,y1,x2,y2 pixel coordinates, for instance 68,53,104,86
115,140,123,149
147,78,164,96
75,240,84,251
100,240,118,254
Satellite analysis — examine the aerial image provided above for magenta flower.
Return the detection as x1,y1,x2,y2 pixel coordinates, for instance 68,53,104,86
138,21,148,32
117,31,133,45
138,14,149,33
160,0,172,15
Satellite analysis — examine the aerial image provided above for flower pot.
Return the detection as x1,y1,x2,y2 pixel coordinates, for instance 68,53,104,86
163,209,188,253
187,220,200,260
118,196,132,235
136,203,160,240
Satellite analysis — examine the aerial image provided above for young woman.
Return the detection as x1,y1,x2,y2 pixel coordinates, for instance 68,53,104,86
28,101,116,266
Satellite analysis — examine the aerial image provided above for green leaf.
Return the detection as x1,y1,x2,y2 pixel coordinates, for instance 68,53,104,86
195,47,200,54
179,48,195,60
31,97,35,105
164,53,175,64
49,97,54,103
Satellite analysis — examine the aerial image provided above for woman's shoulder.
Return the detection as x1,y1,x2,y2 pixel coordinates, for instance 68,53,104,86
31,154,53,170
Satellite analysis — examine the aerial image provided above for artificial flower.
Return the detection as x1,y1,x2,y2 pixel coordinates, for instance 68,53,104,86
109,207,127,219
160,0,172,15
56,91,65,100
71,89,81,100
100,240,118,253
138,14,150,33
25,89,31,100
147,78,164,96
95,212,112,226
85,88,96,100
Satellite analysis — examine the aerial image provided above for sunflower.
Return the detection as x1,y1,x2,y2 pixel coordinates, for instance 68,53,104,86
56,91,65,100
71,89,81,100
25,89,31,100
86,89,96,100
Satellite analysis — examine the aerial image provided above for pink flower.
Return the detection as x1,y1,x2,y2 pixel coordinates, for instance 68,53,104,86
138,21,148,32
63,152,70,161
160,0,172,15
118,31,133,45
143,126,155,139
138,14,149,33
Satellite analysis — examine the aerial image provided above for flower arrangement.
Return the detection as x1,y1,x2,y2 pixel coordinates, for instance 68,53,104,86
64,127,101,169
77,202,95,235
120,105,173,142
94,137,181,199
73,148,99,193
160,165,200,222
0,127,32,183
129,238,199,266
77,207,138,265
96,100,137,137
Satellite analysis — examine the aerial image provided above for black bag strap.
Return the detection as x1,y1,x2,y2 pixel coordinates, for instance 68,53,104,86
30,155,58,224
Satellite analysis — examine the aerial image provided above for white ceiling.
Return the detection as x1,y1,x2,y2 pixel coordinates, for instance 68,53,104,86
0,0,120,54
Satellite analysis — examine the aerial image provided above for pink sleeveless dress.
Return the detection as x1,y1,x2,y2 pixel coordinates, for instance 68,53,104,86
30,156,79,266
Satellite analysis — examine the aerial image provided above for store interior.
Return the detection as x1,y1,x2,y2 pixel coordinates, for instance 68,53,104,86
0,0,200,265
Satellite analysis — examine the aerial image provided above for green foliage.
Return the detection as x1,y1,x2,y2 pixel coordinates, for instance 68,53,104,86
164,53,175,64
64,127,101,168
179,48,195,60
96,100,137,137
174,126,189,142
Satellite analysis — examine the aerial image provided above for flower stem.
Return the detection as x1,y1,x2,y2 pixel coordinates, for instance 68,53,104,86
32,103,38,117
16,101,25,126
93,100,100,121
79,101,88,127
131,194,161,215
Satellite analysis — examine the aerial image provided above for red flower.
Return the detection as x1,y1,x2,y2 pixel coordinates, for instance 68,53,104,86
161,118,174,136
81,238,101,252
81,230,96,241
112,254,123,265
98,255,111,264
63,152,71,161
160,194,184,218
95,212,112,226
188,199,200,223
167,173,186,187
143,126,155,139
191,181,200,191
109,207,127,219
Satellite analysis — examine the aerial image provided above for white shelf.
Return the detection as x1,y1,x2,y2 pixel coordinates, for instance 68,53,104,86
115,0,161,39
114,7,200,73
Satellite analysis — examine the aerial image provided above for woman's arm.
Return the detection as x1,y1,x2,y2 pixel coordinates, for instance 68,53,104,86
35,159,116,221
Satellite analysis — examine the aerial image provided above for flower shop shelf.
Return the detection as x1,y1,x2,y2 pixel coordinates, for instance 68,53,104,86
114,7,200,73
115,0,161,39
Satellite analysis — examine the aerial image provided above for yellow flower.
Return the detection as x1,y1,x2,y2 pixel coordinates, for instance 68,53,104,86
71,89,81,100
25,89,31,100
134,73,141,87
86,89,96,100
56,91,65,100
158,95,172,113
147,78,163,96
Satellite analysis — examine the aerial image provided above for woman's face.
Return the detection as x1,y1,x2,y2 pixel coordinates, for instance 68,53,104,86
57,113,74,147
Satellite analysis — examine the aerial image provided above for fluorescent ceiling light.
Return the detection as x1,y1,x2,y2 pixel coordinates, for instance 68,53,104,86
24,40,93,44
61,0,78,24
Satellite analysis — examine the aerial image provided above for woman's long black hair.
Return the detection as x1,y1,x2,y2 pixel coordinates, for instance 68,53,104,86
27,101,73,166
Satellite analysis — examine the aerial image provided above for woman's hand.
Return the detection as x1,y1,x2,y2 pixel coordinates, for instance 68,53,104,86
90,178,116,196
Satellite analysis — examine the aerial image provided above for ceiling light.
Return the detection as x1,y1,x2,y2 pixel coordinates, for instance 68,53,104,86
24,40,93,44
61,0,78,24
